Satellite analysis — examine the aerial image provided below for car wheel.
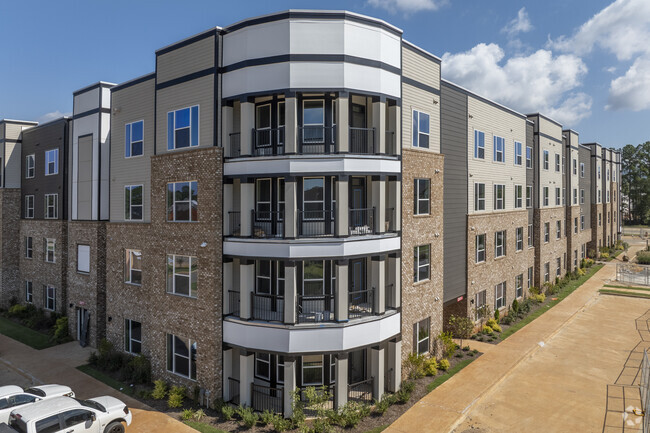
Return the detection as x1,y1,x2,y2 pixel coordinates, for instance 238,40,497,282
104,421,125,433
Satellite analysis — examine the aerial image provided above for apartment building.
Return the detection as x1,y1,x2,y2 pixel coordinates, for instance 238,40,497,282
584,142,605,254
20,118,70,317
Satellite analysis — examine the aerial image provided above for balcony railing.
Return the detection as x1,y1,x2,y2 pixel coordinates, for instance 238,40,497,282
348,377,374,403
229,132,241,158
300,385,334,417
228,290,240,316
253,127,285,156
228,377,240,405
251,383,283,414
297,209,335,238
298,126,336,154
349,127,375,154
227,211,241,236
348,287,374,319
252,210,285,238
296,294,335,324
349,208,374,236
251,292,284,322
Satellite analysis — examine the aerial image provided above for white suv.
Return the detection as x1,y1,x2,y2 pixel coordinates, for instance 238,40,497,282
0,386,74,423
2,396,132,433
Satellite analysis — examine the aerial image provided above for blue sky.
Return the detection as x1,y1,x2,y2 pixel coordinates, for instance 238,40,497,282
1,0,647,149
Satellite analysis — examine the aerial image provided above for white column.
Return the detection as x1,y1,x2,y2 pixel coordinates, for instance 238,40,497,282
240,101,254,156
387,339,402,392
336,176,349,237
372,176,386,233
372,100,386,154
387,103,400,155
285,96,298,154
284,262,297,324
239,351,254,407
335,354,348,409
285,177,297,239
283,358,296,418
240,180,254,237
240,260,254,320
223,260,233,315
371,346,385,401
393,179,401,231
386,254,401,309
222,105,233,156
223,182,233,235
335,260,349,322
371,256,386,314
336,93,349,153
222,348,233,402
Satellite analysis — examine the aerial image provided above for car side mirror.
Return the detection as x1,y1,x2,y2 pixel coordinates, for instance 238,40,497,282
91,413,96,422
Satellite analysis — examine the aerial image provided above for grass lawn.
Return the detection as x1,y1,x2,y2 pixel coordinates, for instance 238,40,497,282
600,289,650,299
0,315,55,350
500,264,604,340
76,364,135,396
426,358,477,393
365,425,390,433
604,284,650,291
184,421,228,433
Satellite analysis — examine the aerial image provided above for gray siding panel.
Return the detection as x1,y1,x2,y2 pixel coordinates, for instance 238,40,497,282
77,134,93,220
579,146,592,227
441,83,468,302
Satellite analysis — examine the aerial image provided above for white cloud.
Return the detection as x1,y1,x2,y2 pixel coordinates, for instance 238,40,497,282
366,0,447,14
502,8,533,36
442,43,591,125
605,66,617,74
606,55,650,111
36,110,71,124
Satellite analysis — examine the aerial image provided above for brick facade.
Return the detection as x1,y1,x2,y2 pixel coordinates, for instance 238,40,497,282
0,189,22,308
534,207,568,286
590,204,604,256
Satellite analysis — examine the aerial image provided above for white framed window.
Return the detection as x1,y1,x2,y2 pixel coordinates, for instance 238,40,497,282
278,355,286,384
166,334,197,380
255,352,271,380
580,189,585,204
581,244,586,259
573,159,577,175
555,153,560,172
167,105,199,150
494,184,505,210
543,187,549,206
495,282,506,309
302,354,324,385
166,254,198,298
77,245,90,273
598,189,601,204
544,262,550,282
580,162,585,178
303,100,325,144
415,318,430,355
124,319,141,354
44,194,58,219
515,274,523,298
476,234,486,263
555,187,561,206
125,185,143,221
493,136,505,162
303,177,324,220
414,245,430,282
125,120,144,157
543,150,549,170
495,230,506,258
581,215,585,230
562,187,566,205
514,185,523,209
598,166,601,179
573,188,578,205
607,168,610,181
556,257,562,276
573,217,578,234
544,222,550,243
526,185,533,208
44,285,56,311
25,195,34,219
556,220,562,239
562,156,566,174
599,213,602,226
414,179,430,215
514,141,523,165
528,224,533,247
516,227,523,251
25,236,33,259
413,110,430,149
302,260,324,296
167,181,198,222
25,154,35,178
255,178,272,220
45,149,58,175
474,290,486,320
528,267,534,288
574,250,578,268
45,238,55,263
526,146,533,168
125,249,142,285
25,281,33,303
474,183,485,211
474,130,485,159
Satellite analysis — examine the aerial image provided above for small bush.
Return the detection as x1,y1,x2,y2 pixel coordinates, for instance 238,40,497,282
448,315,474,340
424,358,438,376
51,316,69,343
637,251,650,265
455,353,463,358
167,386,186,409
136,389,152,399
404,353,426,380
511,299,520,316
122,354,151,384
481,324,493,335
181,409,195,421
438,331,456,359
577,267,586,276
486,318,498,328
152,380,168,400
601,252,610,259
194,409,206,422
212,398,224,411
7,304,28,319
396,381,415,404
332,401,370,428
532,293,546,303
494,308,500,322
221,405,235,421
87,351,99,366
462,345,470,352
438,358,450,371
259,410,275,426
236,406,258,428
374,393,395,415
98,339,114,358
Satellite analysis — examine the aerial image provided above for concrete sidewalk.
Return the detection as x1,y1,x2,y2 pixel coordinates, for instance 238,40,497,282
0,336,195,432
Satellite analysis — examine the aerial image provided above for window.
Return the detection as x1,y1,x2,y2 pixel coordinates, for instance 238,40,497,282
279,355,286,384
598,166,601,179
543,187,549,206
556,257,562,277
45,238,55,263
607,168,610,181
526,146,533,168
495,282,506,309
125,120,144,157
167,181,198,222
412,110,430,148
474,183,485,211
25,281,33,303
556,221,562,239
302,355,323,385
581,244,586,259
44,194,58,219
166,334,197,380
515,185,523,208
573,188,578,205
25,154,35,178
495,231,506,258
515,274,523,298
598,189,601,204
580,163,585,178
44,286,55,311
581,215,585,230
476,234,486,263
34,415,60,433
303,260,324,296
415,318,430,355
544,262,550,282
562,187,566,205
607,190,610,203
414,245,430,282
599,213,602,226
516,227,523,251
125,249,142,285
124,185,143,221
514,141,523,165
166,255,198,298
544,222,550,243
555,187,561,206
77,245,90,273
255,352,271,380
528,224,533,247
62,409,95,429
25,195,34,218
124,319,141,354
474,130,485,159
555,153,560,172
414,179,430,215
303,177,324,219
167,105,199,150
574,217,578,234
494,184,505,210
25,236,33,259
526,186,533,208
574,250,578,268
580,189,585,204
528,267,534,288
543,150,549,170
303,100,325,143
572,158,577,175
474,290,487,320
493,136,505,162
45,149,58,175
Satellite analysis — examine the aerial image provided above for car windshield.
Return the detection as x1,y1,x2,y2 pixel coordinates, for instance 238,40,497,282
23,388,45,397
75,398,106,412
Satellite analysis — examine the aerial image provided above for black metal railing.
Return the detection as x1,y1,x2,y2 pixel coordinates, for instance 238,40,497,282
229,132,241,158
349,208,374,236
348,377,373,403
385,207,396,233
297,209,335,237
300,385,335,417
252,210,285,238
385,131,396,155
348,287,374,319
227,211,241,236
298,126,336,154
228,377,240,405
251,383,284,414
228,290,240,316
296,294,335,323
251,292,284,322
253,127,285,156
349,127,375,154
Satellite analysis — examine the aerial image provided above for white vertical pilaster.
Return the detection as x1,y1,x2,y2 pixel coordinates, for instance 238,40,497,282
387,339,401,392
372,176,386,233
240,180,254,237
240,260,254,320
222,105,233,156
371,346,385,401
240,102,254,156
284,262,297,324
285,96,298,154
335,354,348,410
337,94,349,153
239,352,254,407
283,358,296,418
336,176,349,237
371,256,386,314
372,100,386,154
335,260,349,322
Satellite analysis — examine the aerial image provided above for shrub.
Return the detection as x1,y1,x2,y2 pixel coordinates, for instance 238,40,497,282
481,324,493,335
396,381,415,404
236,406,258,428
462,345,470,352
438,358,450,371
194,409,206,422
424,358,438,376
637,251,650,265
152,380,168,400
87,351,99,366
122,354,151,384
486,318,498,328
374,393,396,415
98,339,114,358
511,299,520,316
167,386,186,409
404,353,426,379
52,316,69,343
447,315,474,340
438,331,456,359
577,267,586,276
493,308,500,322
7,304,28,319
491,323,502,333
332,401,370,428
181,409,195,421
221,405,235,421
259,410,275,426
601,252,610,259
192,385,201,402
532,293,546,303
271,414,292,433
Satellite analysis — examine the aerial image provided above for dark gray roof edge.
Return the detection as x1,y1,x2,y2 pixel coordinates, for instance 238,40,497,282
402,39,441,63
111,72,156,92
73,81,117,96
22,116,70,133
441,78,526,120
526,112,563,128
0,118,38,125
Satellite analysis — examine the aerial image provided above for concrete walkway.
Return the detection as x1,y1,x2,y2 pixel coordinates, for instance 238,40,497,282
0,335,195,432
386,238,650,433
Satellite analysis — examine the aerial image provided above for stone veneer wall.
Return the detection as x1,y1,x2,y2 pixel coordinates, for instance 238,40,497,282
0,189,22,308
590,204,604,257
400,149,444,365
534,207,568,287
105,147,223,397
